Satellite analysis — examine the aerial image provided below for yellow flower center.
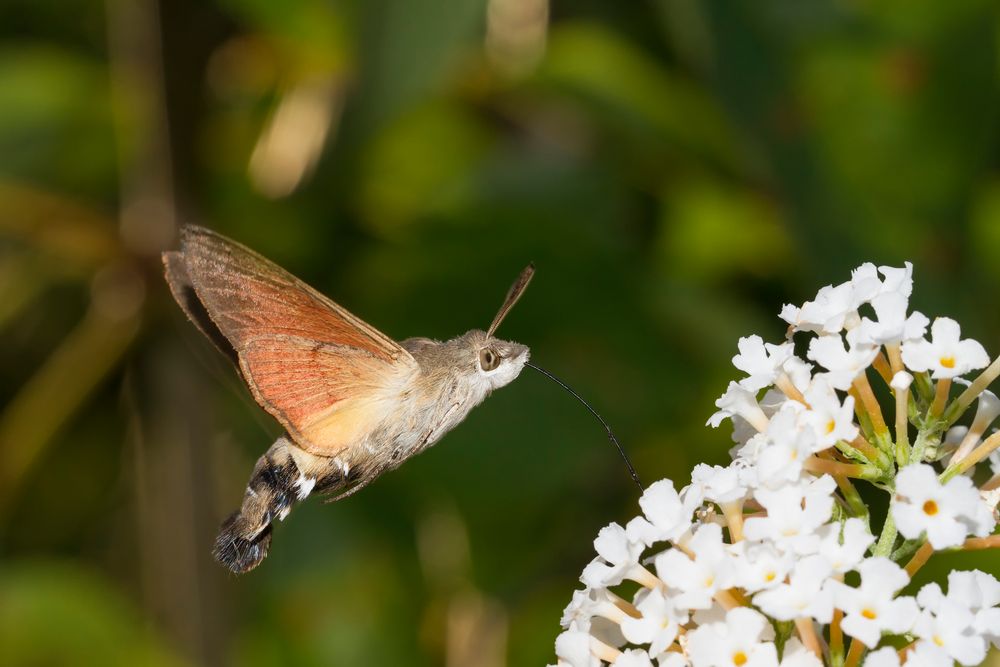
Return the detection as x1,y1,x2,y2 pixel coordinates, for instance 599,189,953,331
704,576,715,588
826,419,837,434
933,635,945,647
733,651,748,666
861,608,877,620
765,571,776,582
940,356,956,369
923,500,939,516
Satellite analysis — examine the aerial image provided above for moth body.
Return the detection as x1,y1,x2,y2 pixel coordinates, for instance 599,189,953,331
164,225,533,573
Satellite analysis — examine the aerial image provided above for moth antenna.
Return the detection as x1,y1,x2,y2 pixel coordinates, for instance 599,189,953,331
487,263,535,338
525,362,643,491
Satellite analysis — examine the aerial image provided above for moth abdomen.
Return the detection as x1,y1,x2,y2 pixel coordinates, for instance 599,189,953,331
214,511,273,574
214,436,307,574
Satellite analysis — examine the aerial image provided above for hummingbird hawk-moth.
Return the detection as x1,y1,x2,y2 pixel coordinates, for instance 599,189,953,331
163,225,533,573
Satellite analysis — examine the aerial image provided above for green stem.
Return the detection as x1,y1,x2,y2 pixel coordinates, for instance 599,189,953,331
909,430,935,465
943,355,1000,427
873,509,897,558
835,476,869,523
913,372,934,403
890,539,922,564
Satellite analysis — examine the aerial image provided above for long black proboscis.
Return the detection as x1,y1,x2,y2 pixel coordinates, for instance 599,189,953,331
525,362,643,491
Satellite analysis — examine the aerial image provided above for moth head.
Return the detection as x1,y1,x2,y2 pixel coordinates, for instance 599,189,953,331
474,262,534,388
476,335,529,389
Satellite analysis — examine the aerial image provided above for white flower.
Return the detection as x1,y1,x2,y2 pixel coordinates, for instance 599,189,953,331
690,463,753,505
582,523,645,588
658,653,690,667
561,587,629,632
626,480,701,547
857,291,928,345
551,260,1000,667
807,329,879,391
686,607,777,667
781,282,857,334
752,554,834,623
754,407,816,488
743,476,836,554
830,558,918,648
863,647,901,667
923,570,1000,650
892,464,996,549
816,518,874,574
877,262,914,298
901,317,990,379
655,524,735,610
801,376,858,449
615,649,656,667
943,569,1000,610
732,336,795,392
555,627,600,667
891,371,913,391
780,639,823,667
731,541,793,594
708,382,768,432
903,642,954,667
620,587,687,658
913,596,985,665
951,387,1000,464
782,356,815,393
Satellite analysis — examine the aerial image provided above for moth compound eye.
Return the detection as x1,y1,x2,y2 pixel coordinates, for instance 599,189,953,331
479,347,500,372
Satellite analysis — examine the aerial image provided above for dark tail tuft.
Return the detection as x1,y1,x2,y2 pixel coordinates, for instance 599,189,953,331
213,510,273,574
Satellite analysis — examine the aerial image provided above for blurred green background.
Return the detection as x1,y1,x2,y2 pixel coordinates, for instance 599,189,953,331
3,0,1000,664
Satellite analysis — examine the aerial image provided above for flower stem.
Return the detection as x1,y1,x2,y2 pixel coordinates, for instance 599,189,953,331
628,564,664,592
890,539,922,563
929,378,951,419
837,435,880,464
775,372,808,406
944,355,1000,426
844,638,866,667
721,501,745,542
963,535,1000,550
795,617,823,660
714,588,744,610
589,636,620,663
872,352,893,385
894,383,910,466
885,343,904,376
833,475,868,520
853,374,890,439
608,591,642,619
873,510,897,558
909,429,935,465
804,456,876,480
904,541,934,577
941,431,1000,482
913,372,934,403
830,609,845,667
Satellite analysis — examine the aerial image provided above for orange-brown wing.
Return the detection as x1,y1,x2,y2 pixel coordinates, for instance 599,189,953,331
239,335,414,456
177,225,405,360
169,225,417,455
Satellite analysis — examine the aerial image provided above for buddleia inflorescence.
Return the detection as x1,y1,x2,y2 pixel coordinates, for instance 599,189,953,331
552,263,1000,667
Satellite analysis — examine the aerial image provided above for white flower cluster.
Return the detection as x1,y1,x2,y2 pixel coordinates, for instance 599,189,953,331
553,263,1000,667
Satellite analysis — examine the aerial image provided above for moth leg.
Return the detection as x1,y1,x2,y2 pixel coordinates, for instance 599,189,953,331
213,435,319,574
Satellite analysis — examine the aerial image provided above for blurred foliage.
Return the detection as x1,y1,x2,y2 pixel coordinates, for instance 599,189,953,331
2,0,1000,665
